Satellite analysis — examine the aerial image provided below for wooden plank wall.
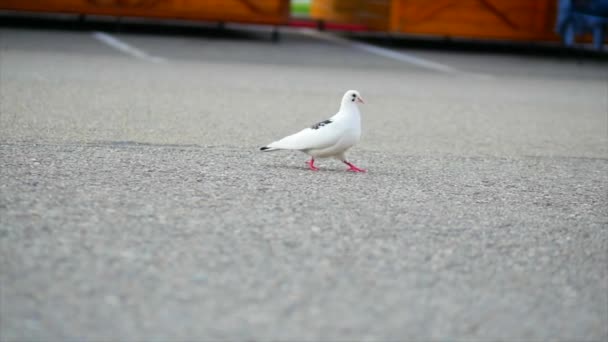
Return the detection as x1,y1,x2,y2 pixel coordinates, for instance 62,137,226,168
311,0,560,42
391,0,558,41
310,0,391,31
0,0,290,25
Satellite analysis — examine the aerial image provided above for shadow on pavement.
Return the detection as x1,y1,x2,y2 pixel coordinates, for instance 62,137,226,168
351,33,608,61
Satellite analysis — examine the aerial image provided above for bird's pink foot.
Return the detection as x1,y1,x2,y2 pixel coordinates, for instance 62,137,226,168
307,158,319,171
344,161,366,173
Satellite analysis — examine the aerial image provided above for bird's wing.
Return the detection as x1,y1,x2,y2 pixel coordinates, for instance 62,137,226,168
267,119,341,151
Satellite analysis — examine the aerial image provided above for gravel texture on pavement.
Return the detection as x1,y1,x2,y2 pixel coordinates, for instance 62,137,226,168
1,22,607,341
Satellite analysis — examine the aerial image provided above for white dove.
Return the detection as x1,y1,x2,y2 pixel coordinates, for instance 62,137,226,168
260,90,366,172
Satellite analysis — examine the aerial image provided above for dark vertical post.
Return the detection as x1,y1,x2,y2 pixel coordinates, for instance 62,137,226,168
272,25,280,43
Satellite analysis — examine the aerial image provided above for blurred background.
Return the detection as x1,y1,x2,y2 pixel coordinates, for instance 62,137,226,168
0,0,607,49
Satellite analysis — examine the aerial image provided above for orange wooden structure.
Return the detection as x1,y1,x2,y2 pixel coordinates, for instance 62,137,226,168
311,0,561,41
311,0,392,31
0,0,290,25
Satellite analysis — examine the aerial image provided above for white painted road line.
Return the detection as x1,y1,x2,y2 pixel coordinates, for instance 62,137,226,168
92,31,166,63
348,40,458,73
299,29,455,73
300,29,491,78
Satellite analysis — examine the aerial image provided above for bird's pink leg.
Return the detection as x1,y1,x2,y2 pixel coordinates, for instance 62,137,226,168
344,161,366,172
307,158,319,171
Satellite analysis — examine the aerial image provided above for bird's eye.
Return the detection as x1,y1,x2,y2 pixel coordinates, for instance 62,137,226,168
352,94,356,98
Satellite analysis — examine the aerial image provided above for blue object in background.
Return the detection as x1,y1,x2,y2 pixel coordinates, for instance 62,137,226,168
556,0,608,50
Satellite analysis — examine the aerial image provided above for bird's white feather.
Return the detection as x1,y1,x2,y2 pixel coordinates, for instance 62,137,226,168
266,123,341,151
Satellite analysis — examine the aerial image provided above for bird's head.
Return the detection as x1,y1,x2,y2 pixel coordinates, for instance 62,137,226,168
343,90,364,105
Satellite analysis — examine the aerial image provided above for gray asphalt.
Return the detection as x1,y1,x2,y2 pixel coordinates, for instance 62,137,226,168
1,22,607,341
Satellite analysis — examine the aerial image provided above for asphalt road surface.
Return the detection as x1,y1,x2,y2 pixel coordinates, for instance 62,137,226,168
1,18,607,341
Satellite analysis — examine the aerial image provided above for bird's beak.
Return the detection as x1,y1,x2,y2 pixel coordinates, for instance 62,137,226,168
357,97,365,104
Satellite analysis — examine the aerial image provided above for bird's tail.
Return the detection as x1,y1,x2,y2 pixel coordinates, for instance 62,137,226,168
260,146,280,152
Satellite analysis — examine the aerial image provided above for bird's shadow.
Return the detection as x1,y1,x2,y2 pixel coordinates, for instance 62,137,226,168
263,163,392,176
264,164,344,173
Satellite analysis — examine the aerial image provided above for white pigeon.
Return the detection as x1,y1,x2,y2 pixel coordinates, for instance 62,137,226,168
260,90,366,172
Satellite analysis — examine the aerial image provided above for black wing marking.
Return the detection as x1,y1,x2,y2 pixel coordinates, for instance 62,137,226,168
311,119,332,130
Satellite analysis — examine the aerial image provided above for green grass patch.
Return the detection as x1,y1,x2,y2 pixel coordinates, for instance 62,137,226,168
291,3,310,16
